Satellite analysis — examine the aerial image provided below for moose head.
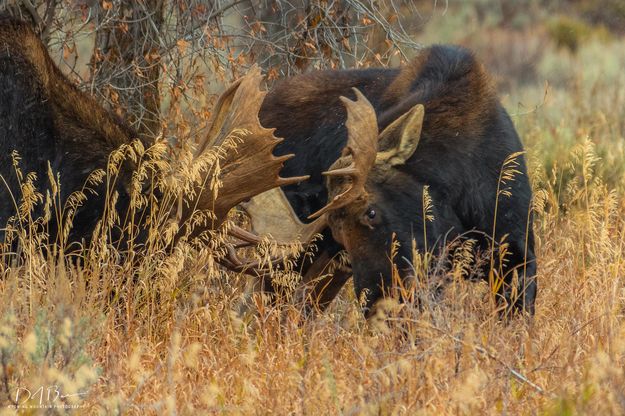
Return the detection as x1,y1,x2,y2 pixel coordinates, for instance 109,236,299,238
308,89,437,314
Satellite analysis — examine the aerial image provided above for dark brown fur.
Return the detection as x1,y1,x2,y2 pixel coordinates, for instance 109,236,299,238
0,17,142,244
0,18,138,148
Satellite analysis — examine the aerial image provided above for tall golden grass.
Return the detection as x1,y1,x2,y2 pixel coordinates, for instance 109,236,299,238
2,27,625,416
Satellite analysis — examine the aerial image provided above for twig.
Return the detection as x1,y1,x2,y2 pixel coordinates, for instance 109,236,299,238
40,0,58,44
21,0,44,32
395,319,552,397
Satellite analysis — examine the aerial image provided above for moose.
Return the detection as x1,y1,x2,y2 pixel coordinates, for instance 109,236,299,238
0,16,305,267
1,15,536,318
250,44,537,316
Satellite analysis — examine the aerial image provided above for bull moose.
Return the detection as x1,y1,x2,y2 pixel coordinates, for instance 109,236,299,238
0,16,305,263
250,45,537,316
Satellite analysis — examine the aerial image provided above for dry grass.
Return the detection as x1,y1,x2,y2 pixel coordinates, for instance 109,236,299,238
2,19,625,416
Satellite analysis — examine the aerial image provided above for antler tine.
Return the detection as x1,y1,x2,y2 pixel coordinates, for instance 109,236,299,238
195,76,244,156
308,88,379,219
228,224,264,245
218,243,283,276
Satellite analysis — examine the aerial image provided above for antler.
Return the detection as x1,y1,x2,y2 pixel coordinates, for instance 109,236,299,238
185,65,309,228
179,66,326,275
241,188,327,244
309,88,379,219
219,189,328,275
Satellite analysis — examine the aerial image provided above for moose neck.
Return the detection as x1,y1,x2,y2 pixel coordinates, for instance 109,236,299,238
12,19,139,151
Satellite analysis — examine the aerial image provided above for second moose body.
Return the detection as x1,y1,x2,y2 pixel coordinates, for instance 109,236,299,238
259,45,537,315
0,17,303,255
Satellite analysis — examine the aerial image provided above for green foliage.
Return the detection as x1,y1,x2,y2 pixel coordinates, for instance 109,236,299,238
546,14,613,53
0,308,99,412
547,15,594,52
578,0,625,33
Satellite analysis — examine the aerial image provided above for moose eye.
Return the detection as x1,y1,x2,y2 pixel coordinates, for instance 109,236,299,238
366,208,376,219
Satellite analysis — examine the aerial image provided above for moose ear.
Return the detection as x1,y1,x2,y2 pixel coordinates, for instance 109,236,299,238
377,104,424,166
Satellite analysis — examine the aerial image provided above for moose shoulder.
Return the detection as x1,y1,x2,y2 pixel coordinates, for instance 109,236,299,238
259,45,537,316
